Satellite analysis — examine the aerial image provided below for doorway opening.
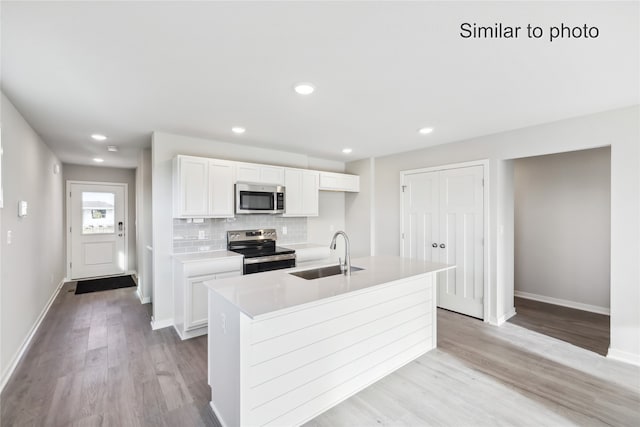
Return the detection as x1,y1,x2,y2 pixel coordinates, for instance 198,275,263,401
66,181,129,280
508,147,611,355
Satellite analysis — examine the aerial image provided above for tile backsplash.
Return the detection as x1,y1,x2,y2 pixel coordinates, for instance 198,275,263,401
173,215,307,253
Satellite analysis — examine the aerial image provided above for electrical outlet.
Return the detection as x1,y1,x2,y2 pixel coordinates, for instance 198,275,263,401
220,313,227,334
198,230,206,240
282,226,287,235
7,230,12,245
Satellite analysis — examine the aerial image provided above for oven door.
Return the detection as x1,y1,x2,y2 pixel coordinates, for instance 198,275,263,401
243,254,296,274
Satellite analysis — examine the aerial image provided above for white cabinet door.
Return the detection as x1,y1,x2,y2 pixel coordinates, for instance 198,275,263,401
237,162,285,185
401,165,484,319
284,169,319,217
236,163,261,182
260,165,285,185
208,160,235,217
186,274,215,331
301,170,319,216
318,172,360,192
174,156,209,217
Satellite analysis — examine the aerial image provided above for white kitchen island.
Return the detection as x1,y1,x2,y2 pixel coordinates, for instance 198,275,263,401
204,255,454,427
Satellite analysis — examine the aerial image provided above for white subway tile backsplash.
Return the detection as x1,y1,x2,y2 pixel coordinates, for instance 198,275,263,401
173,215,307,253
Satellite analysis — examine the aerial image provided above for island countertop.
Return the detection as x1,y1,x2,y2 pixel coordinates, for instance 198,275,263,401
204,255,454,319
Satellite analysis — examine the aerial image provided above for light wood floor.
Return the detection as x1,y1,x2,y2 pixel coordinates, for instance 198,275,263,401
1,283,639,426
508,296,610,356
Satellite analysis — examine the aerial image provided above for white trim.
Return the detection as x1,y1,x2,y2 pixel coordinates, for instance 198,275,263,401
491,307,517,326
369,156,376,256
66,180,129,280
399,159,490,321
136,287,151,304
150,317,174,330
0,278,66,393
173,324,207,340
607,348,640,367
514,290,610,315
209,401,229,427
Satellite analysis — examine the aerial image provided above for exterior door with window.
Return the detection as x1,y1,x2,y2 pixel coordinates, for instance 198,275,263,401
69,183,126,279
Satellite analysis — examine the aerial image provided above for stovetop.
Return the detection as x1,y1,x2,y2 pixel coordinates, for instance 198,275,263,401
227,228,295,259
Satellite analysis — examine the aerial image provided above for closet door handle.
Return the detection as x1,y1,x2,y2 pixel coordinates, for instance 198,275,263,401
432,243,438,248
440,243,446,249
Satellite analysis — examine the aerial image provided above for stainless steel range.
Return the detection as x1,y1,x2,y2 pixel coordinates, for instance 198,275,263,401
227,229,296,275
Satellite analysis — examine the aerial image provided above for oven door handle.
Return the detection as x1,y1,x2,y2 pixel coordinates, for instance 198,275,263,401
243,254,296,264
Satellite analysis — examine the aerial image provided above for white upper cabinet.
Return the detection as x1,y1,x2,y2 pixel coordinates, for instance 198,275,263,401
208,159,235,217
284,168,319,217
236,162,285,185
173,155,235,218
173,156,209,217
318,171,360,192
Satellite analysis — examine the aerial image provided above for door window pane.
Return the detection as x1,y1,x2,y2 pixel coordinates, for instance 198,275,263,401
82,192,115,234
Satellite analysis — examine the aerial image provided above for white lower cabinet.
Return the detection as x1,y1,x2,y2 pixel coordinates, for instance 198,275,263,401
173,255,243,339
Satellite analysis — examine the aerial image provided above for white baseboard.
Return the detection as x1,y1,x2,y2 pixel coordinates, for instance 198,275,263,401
210,401,229,427
607,348,640,367
150,317,173,330
136,288,151,304
0,277,66,393
173,324,207,340
497,307,517,325
514,291,610,315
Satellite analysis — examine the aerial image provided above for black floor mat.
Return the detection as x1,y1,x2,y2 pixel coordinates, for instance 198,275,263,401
75,275,136,294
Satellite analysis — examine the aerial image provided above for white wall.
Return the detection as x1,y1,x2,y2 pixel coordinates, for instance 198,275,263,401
514,148,611,311
151,132,346,327
0,93,65,388
63,164,137,274
136,147,153,303
345,158,373,258
347,106,639,365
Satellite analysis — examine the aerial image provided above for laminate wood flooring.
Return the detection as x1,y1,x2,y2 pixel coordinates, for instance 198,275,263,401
508,296,610,356
2,283,638,426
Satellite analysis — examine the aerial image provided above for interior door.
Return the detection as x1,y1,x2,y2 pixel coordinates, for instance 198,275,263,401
401,165,484,319
437,166,484,319
402,171,439,262
70,183,126,279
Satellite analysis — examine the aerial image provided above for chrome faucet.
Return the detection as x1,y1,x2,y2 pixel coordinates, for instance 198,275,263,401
329,231,351,275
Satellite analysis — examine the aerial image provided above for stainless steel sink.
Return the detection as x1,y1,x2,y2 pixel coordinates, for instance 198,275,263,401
290,265,364,280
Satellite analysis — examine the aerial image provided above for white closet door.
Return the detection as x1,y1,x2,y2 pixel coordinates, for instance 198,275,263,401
401,165,484,319
401,171,439,263
437,166,484,318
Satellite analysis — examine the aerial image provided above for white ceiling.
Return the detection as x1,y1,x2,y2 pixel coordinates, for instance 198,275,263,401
2,1,638,168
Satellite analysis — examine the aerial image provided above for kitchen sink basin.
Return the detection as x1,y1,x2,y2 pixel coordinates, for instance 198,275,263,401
290,264,364,280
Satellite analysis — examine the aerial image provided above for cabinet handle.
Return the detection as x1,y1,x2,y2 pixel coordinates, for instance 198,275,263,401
432,243,438,248
440,243,446,249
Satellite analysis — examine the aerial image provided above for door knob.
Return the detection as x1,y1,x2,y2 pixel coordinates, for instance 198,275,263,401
432,243,438,248
440,243,446,248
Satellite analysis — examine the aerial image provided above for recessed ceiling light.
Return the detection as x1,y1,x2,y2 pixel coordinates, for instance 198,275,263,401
342,148,353,154
93,158,104,163
294,83,315,95
107,145,118,152
91,134,107,141
418,127,433,135
232,127,246,134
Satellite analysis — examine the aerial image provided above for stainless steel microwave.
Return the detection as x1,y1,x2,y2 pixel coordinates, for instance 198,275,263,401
235,182,285,214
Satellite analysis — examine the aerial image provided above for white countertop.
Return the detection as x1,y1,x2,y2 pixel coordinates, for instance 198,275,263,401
205,255,454,319
172,250,242,263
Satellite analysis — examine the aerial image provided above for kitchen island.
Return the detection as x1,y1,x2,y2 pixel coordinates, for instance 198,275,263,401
205,255,454,427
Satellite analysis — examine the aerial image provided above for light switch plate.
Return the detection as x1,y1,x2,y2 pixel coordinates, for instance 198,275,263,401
18,201,28,217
